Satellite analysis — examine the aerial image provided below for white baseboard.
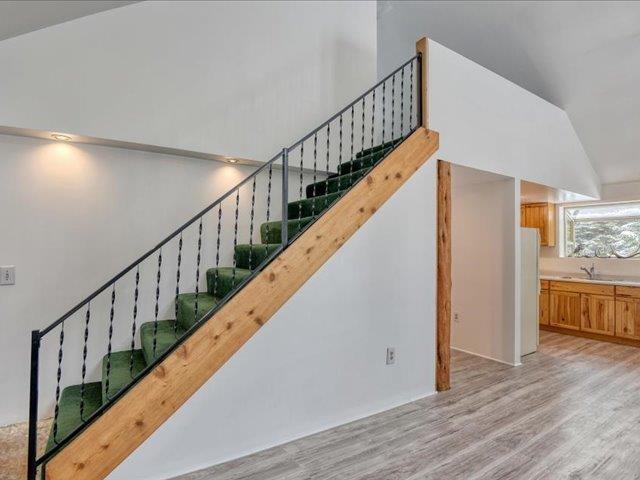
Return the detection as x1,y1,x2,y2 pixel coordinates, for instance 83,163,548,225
451,346,521,367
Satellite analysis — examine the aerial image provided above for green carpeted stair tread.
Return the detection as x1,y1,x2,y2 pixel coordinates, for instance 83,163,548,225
140,320,186,364
176,292,219,331
305,167,370,198
337,149,389,176
206,267,252,299
46,382,102,452
288,192,341,219
101,349,146,403
355,137,403,158
234,244,280,270
260,216,314,244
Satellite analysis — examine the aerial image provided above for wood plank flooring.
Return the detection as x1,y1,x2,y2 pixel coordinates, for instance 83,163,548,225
174,331,640,480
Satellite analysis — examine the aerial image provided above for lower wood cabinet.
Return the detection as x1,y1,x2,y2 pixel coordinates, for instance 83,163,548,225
580,294,615,335
539,291,549,325
615,298,640,340
550,291,581,330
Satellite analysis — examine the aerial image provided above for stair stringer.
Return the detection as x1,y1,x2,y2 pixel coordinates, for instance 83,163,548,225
45,127,439,480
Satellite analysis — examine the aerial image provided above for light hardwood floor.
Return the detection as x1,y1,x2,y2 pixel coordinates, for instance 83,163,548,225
174,331,640,480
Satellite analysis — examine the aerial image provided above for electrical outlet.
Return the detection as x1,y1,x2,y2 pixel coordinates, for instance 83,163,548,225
454,313,460,323
0,266,15,285
386,347,396,365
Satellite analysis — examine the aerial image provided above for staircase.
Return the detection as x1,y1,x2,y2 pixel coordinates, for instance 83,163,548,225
28,39,437,480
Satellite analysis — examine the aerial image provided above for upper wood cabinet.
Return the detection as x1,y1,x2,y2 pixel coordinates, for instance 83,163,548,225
521,202,556,247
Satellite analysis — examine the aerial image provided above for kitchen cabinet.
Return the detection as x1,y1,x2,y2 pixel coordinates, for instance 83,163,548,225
550,291,581,330
581,294,615,335
616,299,640,340
521,202,556,247
539,280,549,325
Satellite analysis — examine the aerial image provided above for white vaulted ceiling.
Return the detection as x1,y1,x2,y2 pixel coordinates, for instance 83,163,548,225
379,1,640,185
0,1,137,42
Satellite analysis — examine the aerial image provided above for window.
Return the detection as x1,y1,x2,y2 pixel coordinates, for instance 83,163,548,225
564,202,640,258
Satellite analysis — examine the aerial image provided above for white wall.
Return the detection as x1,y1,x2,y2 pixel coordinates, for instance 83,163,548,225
109,158,438,480
451,166,519,365
0,1,376,162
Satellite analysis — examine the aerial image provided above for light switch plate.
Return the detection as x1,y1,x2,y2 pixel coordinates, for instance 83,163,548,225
0,266,15,285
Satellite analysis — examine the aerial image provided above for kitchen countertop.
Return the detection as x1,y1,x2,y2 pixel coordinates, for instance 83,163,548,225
541,272,640,287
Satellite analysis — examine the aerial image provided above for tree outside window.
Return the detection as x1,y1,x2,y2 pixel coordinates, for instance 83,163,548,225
564,202,640,258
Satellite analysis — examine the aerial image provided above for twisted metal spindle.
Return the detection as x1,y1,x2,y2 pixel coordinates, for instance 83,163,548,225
230,189,240,289
104,284,116,399
297,143,304,223
360,97,366,156
152,248,163,359
174,233,183,335
324,123,331,202
311,133,318,216
266,163,273,244
338,114,344,179
370,89,376,150
193,217,203,321
212,205,222,297
391,73,396,145
79,302,91,421
410,59,415,130
400,66,405,137
52,321,65,444
247,177,257,270
129,266,140,377
349,105,355,174
382,80,386,144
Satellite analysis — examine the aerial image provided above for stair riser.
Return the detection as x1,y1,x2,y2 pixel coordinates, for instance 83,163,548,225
260,217,313,244
337,150,387,176
206,268,251,298
287,192,340,219
234,244,280,270
305,168,367,198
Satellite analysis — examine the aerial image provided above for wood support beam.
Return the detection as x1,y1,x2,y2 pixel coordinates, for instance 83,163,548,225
45,128,440,480
415,37,429,130
436,159,451,392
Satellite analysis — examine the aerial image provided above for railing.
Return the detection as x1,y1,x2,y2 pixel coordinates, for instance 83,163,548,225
27,52,423,479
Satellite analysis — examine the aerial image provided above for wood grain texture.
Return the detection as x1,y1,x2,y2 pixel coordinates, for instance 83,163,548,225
539,291,550,326
616,285,640,299
540,279,550,290
172,331,640,480
550,291,581,330
45,128,440,480
437,160,451,392
521,202,556,247
415,37,429,130
580,294,615,336
550,280,615,296
616,298,640,340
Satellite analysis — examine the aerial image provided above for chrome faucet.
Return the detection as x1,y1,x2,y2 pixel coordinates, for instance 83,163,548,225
580,263,596,279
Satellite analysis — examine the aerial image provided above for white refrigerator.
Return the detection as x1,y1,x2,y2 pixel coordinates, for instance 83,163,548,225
521,228,540,356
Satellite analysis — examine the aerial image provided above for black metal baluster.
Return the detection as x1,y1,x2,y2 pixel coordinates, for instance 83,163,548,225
370,89,376,150
350,105,355,173
410,59,414,130
212,205,222,297
382,80,386,145
266,163,273,244
247,177,257,270
230,189,240,289
360,97,366,156
391,73,396,145
400,66,405,137
52,321,65,444
174,233,183,335
338,114,343,181
152,248,162,359
297,143,304,224
324,123,331,200
311,133,318,216
79,302,91,421
193,217,203,321
104,284,116,400
129,266,140,377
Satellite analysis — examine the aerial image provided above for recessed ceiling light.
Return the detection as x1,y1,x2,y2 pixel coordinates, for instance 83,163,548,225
225,157,238,164
51,133,72,141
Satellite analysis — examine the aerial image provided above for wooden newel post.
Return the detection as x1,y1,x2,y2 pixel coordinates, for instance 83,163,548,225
415,37,429,130
437,159,451,392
